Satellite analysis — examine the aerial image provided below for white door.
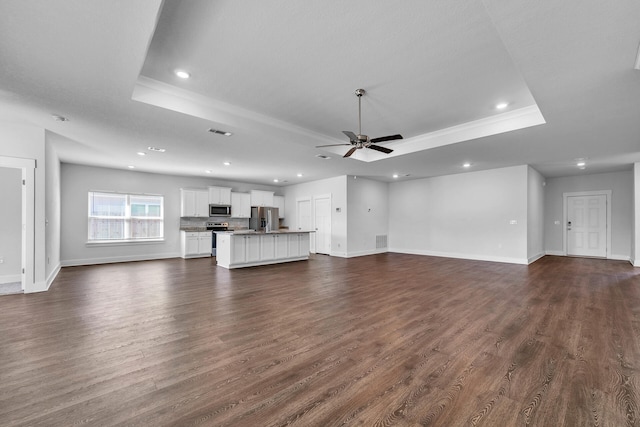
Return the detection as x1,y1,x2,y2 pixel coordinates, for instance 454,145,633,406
314,196,331,255
296,198,313,254
567,195,607,257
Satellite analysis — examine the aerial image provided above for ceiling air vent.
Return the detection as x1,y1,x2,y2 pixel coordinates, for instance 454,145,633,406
208,128,232,136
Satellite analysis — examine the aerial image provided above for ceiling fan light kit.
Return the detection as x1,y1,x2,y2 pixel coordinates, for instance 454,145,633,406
316,88,403,158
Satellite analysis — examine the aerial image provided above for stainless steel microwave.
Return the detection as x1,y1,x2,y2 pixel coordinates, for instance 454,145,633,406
209,204,231,216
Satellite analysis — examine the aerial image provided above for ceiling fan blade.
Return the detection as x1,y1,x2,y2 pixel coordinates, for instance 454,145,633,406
370,134,403,143
368,144,393,154
343,147,357,158
316,143,352,148
343,131,358,141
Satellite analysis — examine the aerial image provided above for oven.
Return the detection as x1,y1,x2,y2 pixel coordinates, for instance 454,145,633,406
206,221,228,256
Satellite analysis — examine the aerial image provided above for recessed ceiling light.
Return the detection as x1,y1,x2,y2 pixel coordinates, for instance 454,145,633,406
205,170,212,174
137,152,146,156
127,165,135,169
147,146,166,152
273,179,279,183
576,161,586,167
223,132,232,137
316,154,331,160
175,70,190,79
463,162,472,168
392,174,399,178
496,102,509,110
223,161,231,166
52,114,69,122
297,173,303,177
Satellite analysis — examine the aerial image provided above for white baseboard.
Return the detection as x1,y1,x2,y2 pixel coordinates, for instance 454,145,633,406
344,248,388,258
329,250,348,258
0,274,21,284
61,252,181,267
545,250,565,256
527,253,545,264
609,254,631,262
388,247,529,265
46,263,61,290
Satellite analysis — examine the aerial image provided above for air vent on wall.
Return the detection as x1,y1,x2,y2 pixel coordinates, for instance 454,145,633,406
208,128,232,136
376,235,388,249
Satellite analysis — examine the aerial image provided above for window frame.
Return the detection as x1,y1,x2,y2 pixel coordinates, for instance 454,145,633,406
87,191,165,244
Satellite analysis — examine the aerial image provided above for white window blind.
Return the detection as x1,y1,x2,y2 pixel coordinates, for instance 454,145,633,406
88,192,164,242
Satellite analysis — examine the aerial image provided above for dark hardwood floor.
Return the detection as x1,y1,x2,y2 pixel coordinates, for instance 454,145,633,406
1,254,639,426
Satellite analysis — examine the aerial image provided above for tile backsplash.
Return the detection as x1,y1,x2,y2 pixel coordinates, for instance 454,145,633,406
179,217,250,230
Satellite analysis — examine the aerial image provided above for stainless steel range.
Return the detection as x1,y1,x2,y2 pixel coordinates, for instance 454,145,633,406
206,221,228,256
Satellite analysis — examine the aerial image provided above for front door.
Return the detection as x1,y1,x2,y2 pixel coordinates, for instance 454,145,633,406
567,194,607,257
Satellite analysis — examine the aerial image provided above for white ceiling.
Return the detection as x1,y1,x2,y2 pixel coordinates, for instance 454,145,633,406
1,0,639,185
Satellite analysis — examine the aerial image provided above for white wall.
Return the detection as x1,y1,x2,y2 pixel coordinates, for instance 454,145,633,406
389,165,529,264
0,167,22,283
527,166,545,262
61,163,279,266
45,135,61,286
544,170,633,260
632,163,640,266
0,122,47,292
281,175,347,256
347,177,389,257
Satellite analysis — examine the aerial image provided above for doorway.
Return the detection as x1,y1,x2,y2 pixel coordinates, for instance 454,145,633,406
0,156,35,293
563,191,611,258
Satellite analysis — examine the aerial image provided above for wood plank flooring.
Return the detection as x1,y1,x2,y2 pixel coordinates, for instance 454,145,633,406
1,254,639,426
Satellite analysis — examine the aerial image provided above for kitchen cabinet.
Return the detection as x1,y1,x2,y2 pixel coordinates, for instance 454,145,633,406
215,231,311,269
181,189,209,217
208,186,232,205
288,233,310,258
273,234,288,259
180,231,212,258
231,192,251,218
230,234,260,264
250,190,274,207
274,196,285,218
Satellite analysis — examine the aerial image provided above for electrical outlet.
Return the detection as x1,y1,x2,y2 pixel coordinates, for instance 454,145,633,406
509,220,518,225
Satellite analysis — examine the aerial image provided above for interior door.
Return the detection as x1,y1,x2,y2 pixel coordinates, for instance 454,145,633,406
314,196,331,255
567,195,607,257
296,198,312,253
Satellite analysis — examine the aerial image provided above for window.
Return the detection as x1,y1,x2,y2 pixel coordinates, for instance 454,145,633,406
88,192,164,242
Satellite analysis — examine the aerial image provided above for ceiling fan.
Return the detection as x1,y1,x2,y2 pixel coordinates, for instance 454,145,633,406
317,88,403,158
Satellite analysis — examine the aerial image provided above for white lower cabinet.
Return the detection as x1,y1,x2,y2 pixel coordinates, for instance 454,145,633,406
180,231,212,258
216,232,311,269
287,233,310,258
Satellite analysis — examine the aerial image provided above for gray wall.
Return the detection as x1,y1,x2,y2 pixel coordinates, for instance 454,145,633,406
0,167,22,283
61,163,279,266
527,166,545,262
544,170,633,259
388,165,529,264
347,177,389,257
45,135,61,283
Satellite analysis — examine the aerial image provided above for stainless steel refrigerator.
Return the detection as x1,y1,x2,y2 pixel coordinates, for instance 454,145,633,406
250,207,279,232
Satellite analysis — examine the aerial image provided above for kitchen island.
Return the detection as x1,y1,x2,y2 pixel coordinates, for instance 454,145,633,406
214,230,312,269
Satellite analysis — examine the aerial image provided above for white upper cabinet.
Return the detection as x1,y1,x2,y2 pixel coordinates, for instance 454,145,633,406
181,189,209,217
231,192,251,218
274,196,285,218
208,186,232,205
250,190,274,207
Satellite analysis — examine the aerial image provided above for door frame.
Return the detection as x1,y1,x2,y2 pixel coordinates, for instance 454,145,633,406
562,190,611,258
0,155,35,292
